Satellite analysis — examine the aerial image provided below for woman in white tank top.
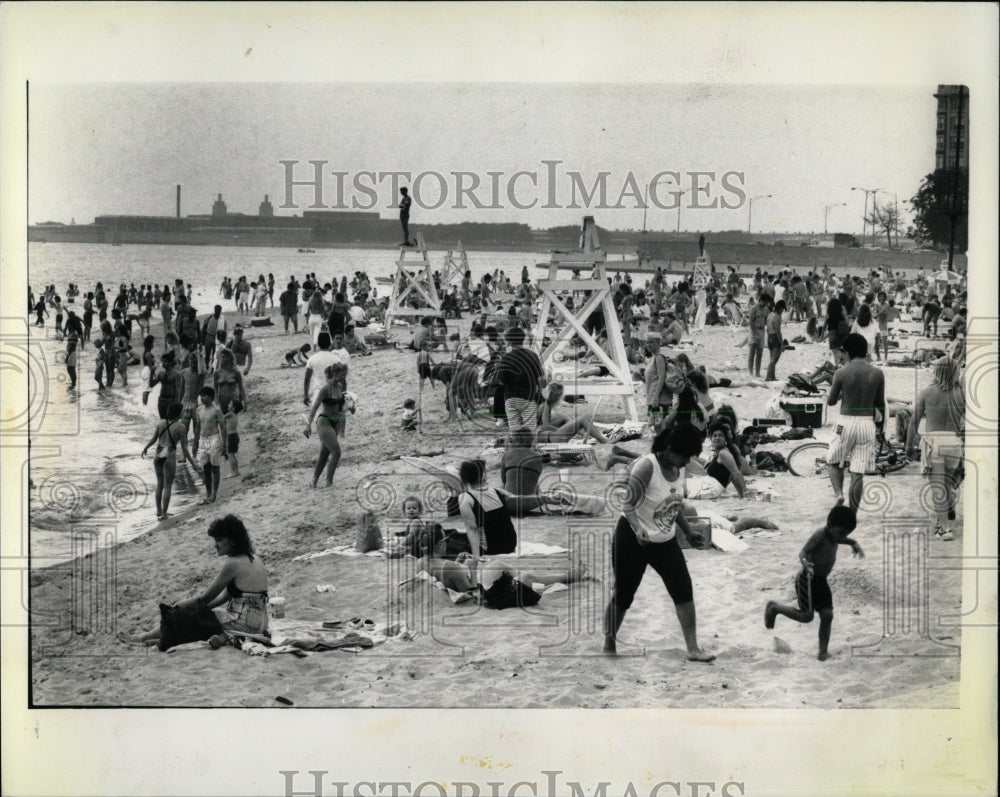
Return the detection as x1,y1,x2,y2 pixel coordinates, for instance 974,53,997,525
603,424,716,662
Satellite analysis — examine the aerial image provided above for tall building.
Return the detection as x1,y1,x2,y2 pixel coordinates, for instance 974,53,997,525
934,85,968,171
211,193,228,218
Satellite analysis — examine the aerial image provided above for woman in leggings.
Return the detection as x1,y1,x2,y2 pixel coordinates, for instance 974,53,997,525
603,424,715,661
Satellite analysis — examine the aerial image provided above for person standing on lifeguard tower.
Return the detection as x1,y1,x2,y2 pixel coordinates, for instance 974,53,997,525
399,187,415,247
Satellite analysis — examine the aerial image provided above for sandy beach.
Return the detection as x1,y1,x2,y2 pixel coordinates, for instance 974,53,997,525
28,305,963,709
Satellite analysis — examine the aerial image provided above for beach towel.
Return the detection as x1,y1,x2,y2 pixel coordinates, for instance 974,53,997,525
710,526,749,553
230,619,404,656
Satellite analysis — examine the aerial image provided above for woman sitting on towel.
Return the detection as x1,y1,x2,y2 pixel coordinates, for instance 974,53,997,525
414,524,586,604
500,427,608,518
686,420,748,499
500,427,554,516
457,458,518,558
118,514,269,645
537,383,609,444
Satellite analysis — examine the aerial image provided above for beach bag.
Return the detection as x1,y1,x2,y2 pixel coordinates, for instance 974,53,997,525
157,599,224,651
442,528,472,558
481,572,541,610
354,512,383,553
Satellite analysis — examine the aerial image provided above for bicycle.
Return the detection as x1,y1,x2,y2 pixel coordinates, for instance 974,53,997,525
787,436,915,478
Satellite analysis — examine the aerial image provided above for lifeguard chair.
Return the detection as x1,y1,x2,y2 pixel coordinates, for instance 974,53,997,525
691,249,712,289
531,217,639,421
383,232,441,330
440,240,468,288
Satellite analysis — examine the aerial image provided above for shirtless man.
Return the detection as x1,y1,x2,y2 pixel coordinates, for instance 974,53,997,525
192,386,228,504
150,351,185,420
909,356,964,540
826,333,886,512
228,326,253,375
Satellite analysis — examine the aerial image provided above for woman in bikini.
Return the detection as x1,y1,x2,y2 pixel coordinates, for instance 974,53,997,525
213,348,246,414
686,419,748,499
141,400,197,520
304,363,355,488
118,514,270,646
536,383,609,444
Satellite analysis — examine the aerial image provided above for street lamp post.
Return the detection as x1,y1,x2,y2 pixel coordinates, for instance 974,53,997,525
823,202,846,235
851,186,880,247
747,194,772,235
676,188,690,234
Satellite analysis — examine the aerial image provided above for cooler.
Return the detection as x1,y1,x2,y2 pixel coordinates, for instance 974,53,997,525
779,396,826,428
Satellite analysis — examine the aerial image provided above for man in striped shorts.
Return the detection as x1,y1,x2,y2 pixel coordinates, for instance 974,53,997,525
497,326,545,441
825,333,886,512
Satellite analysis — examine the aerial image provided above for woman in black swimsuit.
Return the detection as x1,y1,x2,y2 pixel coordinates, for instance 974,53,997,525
703,420,747,497
304,363,354,488
117,514,270,646
456,459,517,558
141,400,197,520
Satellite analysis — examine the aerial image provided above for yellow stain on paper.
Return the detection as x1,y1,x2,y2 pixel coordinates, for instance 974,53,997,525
458,754,513,770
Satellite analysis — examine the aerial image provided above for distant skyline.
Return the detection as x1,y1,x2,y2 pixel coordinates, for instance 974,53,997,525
29,83,938,235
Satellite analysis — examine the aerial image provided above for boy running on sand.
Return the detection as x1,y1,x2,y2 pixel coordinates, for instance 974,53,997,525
765,504,864,661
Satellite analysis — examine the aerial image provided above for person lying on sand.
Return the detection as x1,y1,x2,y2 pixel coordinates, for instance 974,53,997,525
765,504,864,661
117,515,269,647
411,524,587,606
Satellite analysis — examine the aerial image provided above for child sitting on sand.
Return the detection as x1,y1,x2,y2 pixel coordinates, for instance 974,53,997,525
764,504,864,661
401,398,418,431
283,343,311,367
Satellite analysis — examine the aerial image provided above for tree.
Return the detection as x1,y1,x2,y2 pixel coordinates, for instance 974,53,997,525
908,168,968,252
864,199,900,249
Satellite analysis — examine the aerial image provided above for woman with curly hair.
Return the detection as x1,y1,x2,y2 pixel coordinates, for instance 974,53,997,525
117,515,270,646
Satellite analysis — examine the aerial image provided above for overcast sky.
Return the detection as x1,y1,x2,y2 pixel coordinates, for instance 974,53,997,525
28,82,939,235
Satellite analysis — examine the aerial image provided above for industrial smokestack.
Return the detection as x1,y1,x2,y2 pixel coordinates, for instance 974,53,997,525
176,185,181,219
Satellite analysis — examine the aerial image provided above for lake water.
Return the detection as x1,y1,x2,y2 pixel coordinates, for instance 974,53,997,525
25,242,551,563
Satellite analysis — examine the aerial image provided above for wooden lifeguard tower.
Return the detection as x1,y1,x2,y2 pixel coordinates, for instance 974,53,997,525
691,249,712,289
440,240,468,287
383,232,441,329
531,217,639,421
